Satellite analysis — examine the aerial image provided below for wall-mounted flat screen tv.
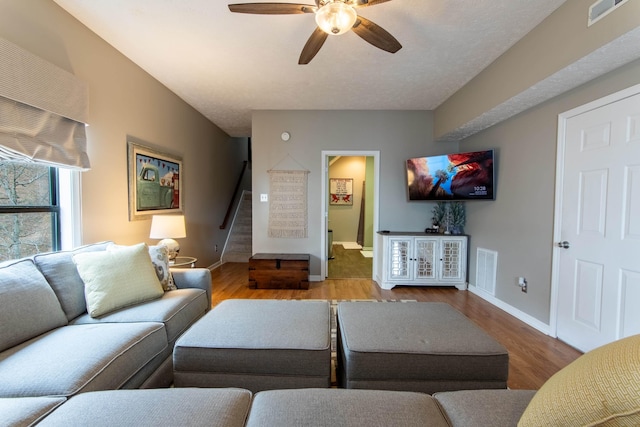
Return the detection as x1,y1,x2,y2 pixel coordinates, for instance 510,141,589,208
406,149,495,201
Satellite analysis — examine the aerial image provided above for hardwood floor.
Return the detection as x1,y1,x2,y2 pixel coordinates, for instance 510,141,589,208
210,262,583,390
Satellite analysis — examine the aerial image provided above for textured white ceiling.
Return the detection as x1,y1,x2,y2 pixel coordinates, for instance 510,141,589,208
52,0,568,137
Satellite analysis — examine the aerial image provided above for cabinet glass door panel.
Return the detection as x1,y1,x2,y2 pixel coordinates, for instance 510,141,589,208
414,238,437,279
441,239,464,280
389,239,411,280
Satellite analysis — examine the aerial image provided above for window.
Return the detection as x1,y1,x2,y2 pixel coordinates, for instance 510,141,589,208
0,161,60,261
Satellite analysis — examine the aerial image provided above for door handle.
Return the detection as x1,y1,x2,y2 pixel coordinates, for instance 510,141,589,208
556,241,570,249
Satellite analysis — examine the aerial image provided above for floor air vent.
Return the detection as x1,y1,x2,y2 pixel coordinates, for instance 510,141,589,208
475,248,497,296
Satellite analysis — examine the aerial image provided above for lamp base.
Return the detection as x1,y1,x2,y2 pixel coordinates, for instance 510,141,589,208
158,238,180,260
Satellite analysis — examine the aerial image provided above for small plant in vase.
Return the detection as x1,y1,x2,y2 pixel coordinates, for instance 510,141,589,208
431,202,447,233
450,201,466,235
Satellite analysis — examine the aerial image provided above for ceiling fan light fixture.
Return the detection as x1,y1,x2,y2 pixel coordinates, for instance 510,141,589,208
315,2,357,36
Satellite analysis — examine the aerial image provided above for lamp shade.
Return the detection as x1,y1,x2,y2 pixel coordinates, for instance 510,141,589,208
149,215,186,239
150,215,186,259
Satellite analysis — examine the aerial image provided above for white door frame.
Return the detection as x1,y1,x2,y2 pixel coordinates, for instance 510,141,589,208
550,82,640,337
321,150,380,279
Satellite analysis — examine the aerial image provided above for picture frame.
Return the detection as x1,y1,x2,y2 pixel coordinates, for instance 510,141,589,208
127,141,183,221
329,178,353,205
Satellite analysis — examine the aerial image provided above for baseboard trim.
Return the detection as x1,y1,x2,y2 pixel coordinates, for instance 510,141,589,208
208,261,223,270
468,285,551,336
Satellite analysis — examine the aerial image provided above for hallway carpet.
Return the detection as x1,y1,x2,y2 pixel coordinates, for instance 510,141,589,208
328,245,373,279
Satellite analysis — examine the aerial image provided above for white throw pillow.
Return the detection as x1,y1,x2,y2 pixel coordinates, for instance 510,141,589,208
73,242,164,317
108,243,176,291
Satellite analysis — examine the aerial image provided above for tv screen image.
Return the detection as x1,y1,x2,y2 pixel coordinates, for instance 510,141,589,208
406,149,495,201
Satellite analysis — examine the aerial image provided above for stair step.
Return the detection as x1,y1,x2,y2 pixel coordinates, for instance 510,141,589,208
223,252,251,263
223,191,253,264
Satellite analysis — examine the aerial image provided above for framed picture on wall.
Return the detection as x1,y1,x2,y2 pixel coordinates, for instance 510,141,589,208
127,141,183,221
329,178,353,205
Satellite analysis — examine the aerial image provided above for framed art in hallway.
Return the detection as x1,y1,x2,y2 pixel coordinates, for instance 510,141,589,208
127,141,183,221
329,178,353,205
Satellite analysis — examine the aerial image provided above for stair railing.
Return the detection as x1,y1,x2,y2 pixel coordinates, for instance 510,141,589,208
219,160,248,230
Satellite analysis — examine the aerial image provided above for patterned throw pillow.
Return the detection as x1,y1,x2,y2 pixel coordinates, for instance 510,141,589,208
148,245,177,291
518,334,640,426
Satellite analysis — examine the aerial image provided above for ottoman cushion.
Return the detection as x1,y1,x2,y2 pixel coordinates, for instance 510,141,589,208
174,299,331,391
246,388,450,427
337,302,509,393
37,388,252,427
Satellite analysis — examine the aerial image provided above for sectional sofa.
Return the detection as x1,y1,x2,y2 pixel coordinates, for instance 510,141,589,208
2,240,639,426
0,241,211,399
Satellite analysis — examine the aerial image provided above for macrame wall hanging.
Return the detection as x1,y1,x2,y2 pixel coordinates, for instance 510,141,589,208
267,155,309,239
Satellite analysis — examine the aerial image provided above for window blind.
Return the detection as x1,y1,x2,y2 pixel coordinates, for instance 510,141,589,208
0,38,90,170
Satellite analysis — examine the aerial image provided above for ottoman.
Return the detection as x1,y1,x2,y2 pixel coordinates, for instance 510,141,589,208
37,388,251,427
336,302,509,394
174,299,331,392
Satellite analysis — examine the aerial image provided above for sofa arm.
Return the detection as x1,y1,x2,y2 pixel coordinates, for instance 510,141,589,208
171,268,212,309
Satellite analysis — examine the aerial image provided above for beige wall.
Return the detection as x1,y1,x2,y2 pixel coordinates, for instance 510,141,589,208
435,0,640,139
461,58,640,324
251,110,445,276
0,0,246,267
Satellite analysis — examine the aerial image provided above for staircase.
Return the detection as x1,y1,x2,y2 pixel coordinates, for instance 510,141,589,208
222,191,252,263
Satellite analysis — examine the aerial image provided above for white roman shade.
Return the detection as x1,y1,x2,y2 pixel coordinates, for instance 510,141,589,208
0,37,90,170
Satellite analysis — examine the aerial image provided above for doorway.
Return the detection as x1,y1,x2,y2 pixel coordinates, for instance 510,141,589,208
551,84,640,352
321,151,379,279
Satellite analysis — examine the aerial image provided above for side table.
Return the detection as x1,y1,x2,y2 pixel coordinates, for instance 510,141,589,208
170,256,198,268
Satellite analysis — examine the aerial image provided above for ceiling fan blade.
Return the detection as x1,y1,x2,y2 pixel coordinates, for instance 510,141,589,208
352,0,393,8
228,3,316,14
299,27,329,64
351,16,402,54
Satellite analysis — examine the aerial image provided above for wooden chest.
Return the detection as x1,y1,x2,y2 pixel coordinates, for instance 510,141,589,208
248,253,310,289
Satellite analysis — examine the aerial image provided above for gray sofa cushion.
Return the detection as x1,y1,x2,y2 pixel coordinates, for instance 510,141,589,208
0,396,66,427
172,268,212,306
246,388,450,427
0,322,167,398
38,388,252,427
33,242,111,321
0,259,68,353
434,389,537,426
71,288,207,344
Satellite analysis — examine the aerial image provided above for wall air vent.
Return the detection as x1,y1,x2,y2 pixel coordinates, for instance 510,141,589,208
589,0,628,26
475,248,497,296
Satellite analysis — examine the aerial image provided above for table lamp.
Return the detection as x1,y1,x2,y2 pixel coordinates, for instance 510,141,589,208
150,214,186,260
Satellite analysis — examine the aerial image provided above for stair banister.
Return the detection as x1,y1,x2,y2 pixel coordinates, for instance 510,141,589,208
219,160,248,230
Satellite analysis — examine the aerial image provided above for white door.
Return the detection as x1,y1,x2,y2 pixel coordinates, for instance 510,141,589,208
555,89,640,353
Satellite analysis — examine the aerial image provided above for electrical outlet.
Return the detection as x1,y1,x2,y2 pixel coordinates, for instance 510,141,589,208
215,244,218,253
260,194,268,202
518,277,528,293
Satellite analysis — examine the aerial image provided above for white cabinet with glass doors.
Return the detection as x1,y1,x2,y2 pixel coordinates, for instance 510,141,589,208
375,232,467,290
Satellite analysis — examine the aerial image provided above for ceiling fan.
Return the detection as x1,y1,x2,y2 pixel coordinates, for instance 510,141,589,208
228,0,402,64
